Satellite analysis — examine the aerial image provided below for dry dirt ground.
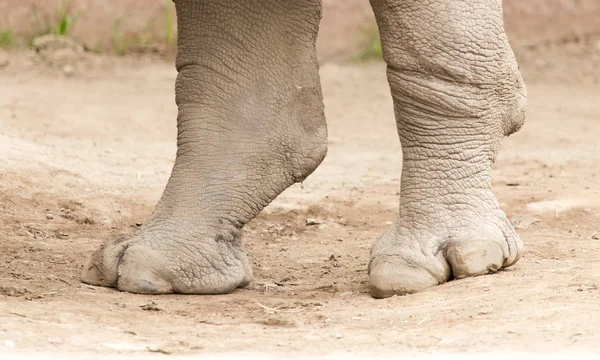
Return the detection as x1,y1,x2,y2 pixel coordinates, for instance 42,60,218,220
0,43,600,358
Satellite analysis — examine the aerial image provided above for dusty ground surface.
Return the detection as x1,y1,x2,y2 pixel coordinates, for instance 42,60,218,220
1,37,600,358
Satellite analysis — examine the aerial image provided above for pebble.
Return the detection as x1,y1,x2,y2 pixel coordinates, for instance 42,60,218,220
61,64,75,77
305,218,324,226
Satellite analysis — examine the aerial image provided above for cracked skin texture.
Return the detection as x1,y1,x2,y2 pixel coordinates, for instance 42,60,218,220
82,0,527,298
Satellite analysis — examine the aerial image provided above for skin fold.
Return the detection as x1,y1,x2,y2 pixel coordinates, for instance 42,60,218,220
81,0,526,298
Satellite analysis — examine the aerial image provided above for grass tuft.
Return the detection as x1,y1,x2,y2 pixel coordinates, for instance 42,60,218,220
164,0,176,49
0,29,16,48
30,0,78,41
5,1,176,55
112,18,126,56
352,26,383,62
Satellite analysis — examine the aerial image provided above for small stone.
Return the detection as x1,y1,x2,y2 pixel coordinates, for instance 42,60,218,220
61,64,75,77
48,337,63,344
46,214,54,220
305,218,324,226
140,301,161,311
147,346,171,354
331,333,342,339
32,34,81,52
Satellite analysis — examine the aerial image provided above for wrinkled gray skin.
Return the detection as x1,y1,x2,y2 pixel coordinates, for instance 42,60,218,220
82,0,527,298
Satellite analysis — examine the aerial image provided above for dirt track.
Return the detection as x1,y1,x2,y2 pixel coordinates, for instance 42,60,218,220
1,45,600,357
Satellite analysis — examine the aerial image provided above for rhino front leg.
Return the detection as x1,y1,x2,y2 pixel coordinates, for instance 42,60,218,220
82,0,327,294
368,0,527,298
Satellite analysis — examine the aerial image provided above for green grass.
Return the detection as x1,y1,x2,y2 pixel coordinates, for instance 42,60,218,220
352,26,383,62
112,18,127,56
55,2,73,36
30,0,78,41
109,2,177,56
6,1,175,55
0,29,16,48
0,2,177,55
164,0,176,49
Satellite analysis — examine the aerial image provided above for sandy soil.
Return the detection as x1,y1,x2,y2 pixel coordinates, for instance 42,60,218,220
0,45,599,357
